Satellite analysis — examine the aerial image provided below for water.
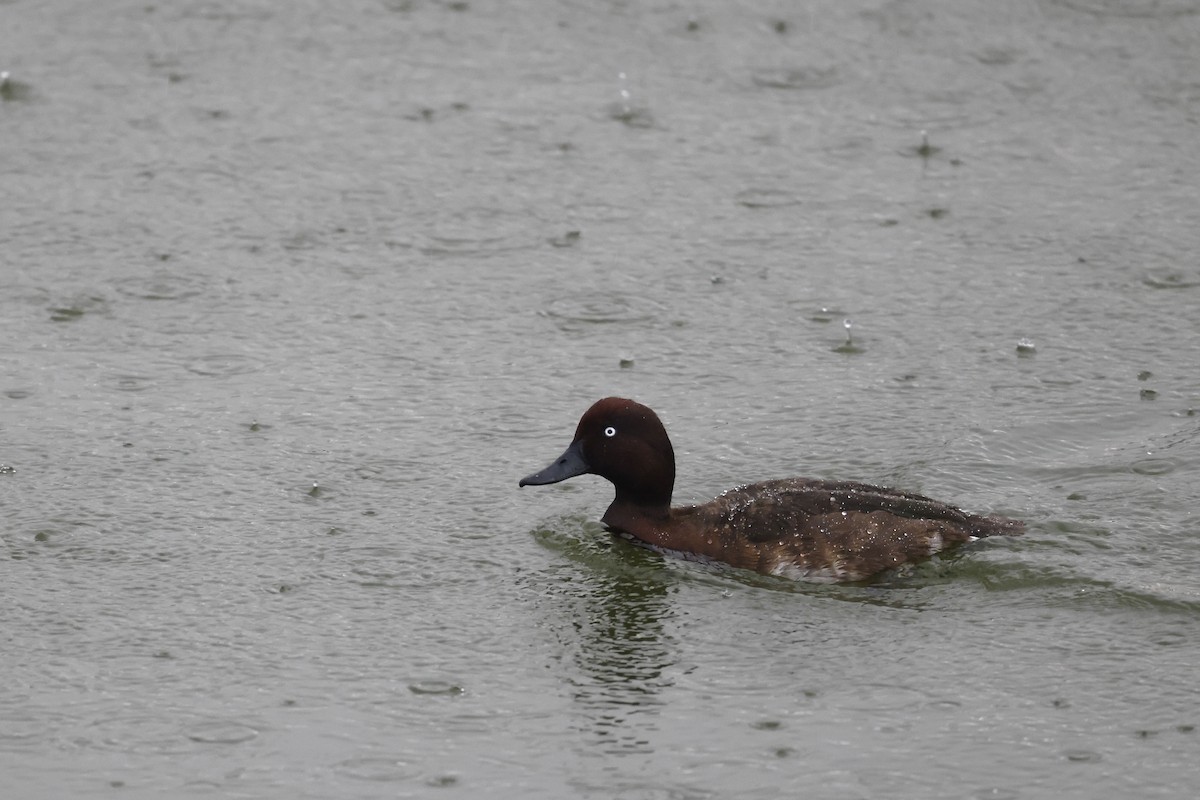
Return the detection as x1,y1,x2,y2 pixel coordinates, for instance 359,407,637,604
3,0,1199,797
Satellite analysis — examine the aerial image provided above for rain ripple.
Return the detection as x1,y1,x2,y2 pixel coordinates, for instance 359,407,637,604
750,65,841,91
78,714,257,755
113,271,208,301
541,292,665,332
184,354,267,377
1142,268,1200,289
333,756,421,782
1050,0,1198,17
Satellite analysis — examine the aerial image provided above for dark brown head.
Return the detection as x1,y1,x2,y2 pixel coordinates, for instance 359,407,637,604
518,397,676,512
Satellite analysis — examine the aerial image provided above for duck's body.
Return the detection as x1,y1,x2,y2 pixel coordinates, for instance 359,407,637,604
519,398,1023,583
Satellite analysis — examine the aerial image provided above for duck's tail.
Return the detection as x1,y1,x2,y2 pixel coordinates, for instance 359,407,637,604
969,514,1025,539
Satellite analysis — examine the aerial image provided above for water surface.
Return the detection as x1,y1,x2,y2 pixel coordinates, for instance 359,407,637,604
3,0,1199,797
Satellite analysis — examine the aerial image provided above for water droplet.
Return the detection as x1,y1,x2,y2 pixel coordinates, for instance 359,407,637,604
0,71,34,102
609,71,655,128
915,129,940,159
834,319,862,354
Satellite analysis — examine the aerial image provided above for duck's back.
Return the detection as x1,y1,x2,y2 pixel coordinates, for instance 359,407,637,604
682,478,1023,582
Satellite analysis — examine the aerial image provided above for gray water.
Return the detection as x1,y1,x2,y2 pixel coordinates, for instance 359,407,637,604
3,0,1200,797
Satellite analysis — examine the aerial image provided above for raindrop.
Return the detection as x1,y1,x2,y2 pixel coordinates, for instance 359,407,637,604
608,71,654,128
834,318,863,354
0,70,33,102
914,129,941,160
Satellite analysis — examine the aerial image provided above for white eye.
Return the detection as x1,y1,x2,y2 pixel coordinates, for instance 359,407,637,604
604,426,617,438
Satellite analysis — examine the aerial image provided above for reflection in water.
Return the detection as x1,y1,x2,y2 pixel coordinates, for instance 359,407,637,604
526,522,677,755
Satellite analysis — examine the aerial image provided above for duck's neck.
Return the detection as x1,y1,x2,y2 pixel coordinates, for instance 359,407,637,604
602,498,697,551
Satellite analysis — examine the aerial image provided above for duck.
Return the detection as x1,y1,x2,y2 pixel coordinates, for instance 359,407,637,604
519,397,1023,582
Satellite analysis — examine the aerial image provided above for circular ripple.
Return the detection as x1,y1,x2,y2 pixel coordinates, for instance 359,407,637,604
1049,0,1198,17
184,354,266,377
751,65,841,90
805,306,850,323
113,272,207,301
735,188,803,209
334,756,420,782
542,293,664,330
1131,458,1176,476
185,720,259,745
100,373,158,393
403,207,541,257
408,680,464,696
824,683,934,712
81,715,194,755
1143,269,1200,289
412,233,537,257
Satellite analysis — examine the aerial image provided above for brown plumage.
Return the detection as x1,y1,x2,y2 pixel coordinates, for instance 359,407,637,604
519,398,1024,582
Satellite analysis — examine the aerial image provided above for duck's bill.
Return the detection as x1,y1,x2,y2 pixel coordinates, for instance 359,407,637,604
519,440,590,486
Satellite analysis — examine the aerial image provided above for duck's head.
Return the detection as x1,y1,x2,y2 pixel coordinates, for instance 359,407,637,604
519,397,675,511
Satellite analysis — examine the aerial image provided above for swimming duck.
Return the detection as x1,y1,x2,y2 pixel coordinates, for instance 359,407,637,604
519,397,1023,582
